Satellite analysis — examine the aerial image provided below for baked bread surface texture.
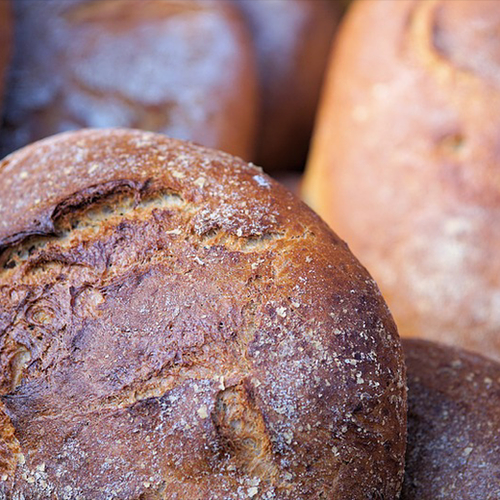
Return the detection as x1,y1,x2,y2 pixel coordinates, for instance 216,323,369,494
0,129,406,499
303,0,500,361
402,339,500,499
0,0,257,160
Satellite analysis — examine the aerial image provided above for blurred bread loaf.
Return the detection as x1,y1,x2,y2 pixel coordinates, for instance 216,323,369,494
303,0,500,361
0,0,12,109
0,129,406,498
236,0,339,171
402,339,500,499
0,0,257,159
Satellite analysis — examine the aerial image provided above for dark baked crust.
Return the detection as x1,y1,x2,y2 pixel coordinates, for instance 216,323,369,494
236,0,339,171
0,0,257,160
402,339,500,499
303,0,500,361
0,129,406,498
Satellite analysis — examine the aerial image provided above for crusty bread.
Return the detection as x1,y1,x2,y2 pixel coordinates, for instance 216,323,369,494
0,0,257,160
402,339,500,499
0,0,12,110
236,0,339,171
303,0,500,361
0,129,406,498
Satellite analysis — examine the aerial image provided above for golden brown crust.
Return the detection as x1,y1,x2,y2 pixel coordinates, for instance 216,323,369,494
0,0,257,160
402,339,500,499
303,0,500,360
236,0,339,171
0,129,406,498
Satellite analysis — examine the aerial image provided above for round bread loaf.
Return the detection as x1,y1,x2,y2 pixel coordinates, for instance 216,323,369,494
303,0,500,361
0,0,12,110
0,129,406,498
402,338,500,499
0,0,257,160
235,0,339,171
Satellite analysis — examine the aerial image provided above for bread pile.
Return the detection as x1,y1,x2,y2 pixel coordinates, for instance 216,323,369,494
0,0,499,498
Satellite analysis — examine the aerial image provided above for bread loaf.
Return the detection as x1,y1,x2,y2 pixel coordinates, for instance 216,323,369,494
0,0,257,160
303,0,500,361
402,338,500,499
0,0,12,110
0,129,406,499
236,0,339,171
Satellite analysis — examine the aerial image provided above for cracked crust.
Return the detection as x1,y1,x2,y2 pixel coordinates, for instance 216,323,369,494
0,129,406,499
303,0,500,361
402,339,500,499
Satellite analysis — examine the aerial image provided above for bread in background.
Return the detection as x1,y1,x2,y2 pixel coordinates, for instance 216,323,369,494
236,0,339,171
303,0,500,361
402,338,500,499
0,0,12,110
0,0,258,160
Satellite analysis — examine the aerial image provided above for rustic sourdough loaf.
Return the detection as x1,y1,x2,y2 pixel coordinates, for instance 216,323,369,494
0,129,406,499
0,0,257,160
303,0,500,361
402,339,500,499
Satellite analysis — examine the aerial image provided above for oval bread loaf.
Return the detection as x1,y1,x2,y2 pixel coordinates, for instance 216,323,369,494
0,129,406,499
303,0,500,361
